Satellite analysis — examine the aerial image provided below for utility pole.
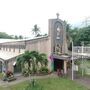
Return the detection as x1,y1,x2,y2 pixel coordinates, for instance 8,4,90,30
72,41,74,80
81,42,84,77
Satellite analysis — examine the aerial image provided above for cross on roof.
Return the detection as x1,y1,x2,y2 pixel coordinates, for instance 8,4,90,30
56,13,59,19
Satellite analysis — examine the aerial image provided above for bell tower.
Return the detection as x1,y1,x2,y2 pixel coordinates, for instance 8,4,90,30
49,13,68,55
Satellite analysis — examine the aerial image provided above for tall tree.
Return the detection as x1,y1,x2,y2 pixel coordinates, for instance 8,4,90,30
15,35,18,39
74,26,90,45
19,35,23,39
66,23,71,47
64,21,72,50
17,51,33,74
32,24,40,37
0,32,13,39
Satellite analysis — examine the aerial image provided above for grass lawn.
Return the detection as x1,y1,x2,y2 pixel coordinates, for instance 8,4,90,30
0,77,88,90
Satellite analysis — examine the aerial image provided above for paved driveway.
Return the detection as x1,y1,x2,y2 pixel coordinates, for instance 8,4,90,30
0,73,57,87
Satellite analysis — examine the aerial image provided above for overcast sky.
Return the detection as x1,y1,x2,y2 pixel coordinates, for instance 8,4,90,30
0,0,90,38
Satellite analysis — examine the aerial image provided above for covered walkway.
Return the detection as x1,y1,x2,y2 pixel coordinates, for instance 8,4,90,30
0,50,24,72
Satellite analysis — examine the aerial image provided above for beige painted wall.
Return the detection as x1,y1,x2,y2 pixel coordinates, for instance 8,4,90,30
0,36,52,72
26,36,52,70
7,58,16,72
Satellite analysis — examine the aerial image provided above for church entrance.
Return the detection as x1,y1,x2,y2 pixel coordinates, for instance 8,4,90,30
53,58,64,71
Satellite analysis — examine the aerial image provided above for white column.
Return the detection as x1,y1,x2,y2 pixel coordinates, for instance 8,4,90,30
64,60,67,74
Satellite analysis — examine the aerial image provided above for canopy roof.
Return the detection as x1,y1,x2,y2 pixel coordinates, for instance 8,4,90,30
53,54,71,60
0,50,23,61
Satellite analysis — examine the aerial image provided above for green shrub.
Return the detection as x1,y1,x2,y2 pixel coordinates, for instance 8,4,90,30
39,67,49,74
22,68,29,77
32,67,37,74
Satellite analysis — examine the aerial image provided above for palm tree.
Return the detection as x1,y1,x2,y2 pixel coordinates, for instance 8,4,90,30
17,51,48,75
30,51,39,73
32,24,40,37
39,53,48,67
17,51,33,74
17,54,25,71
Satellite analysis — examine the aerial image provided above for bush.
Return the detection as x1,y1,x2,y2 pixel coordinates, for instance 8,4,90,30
32,67,37,74
39,67,49,74
22,68,29,77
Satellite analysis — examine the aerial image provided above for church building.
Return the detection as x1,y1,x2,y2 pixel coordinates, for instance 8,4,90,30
0,14,70,74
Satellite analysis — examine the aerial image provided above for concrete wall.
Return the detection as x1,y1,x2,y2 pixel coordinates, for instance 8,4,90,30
0,37,52,72
0,40,25,53
7,57,16,72
48,19,68,54
26,36,52,70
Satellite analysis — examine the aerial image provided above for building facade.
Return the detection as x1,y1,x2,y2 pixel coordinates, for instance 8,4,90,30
0,14,69,74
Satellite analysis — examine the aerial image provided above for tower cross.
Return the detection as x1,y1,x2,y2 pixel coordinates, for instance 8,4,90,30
56,13,59,19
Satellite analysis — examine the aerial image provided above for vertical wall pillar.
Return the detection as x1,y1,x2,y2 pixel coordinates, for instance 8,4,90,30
19,45,21,53
51,60,54,71
64,60,67,74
